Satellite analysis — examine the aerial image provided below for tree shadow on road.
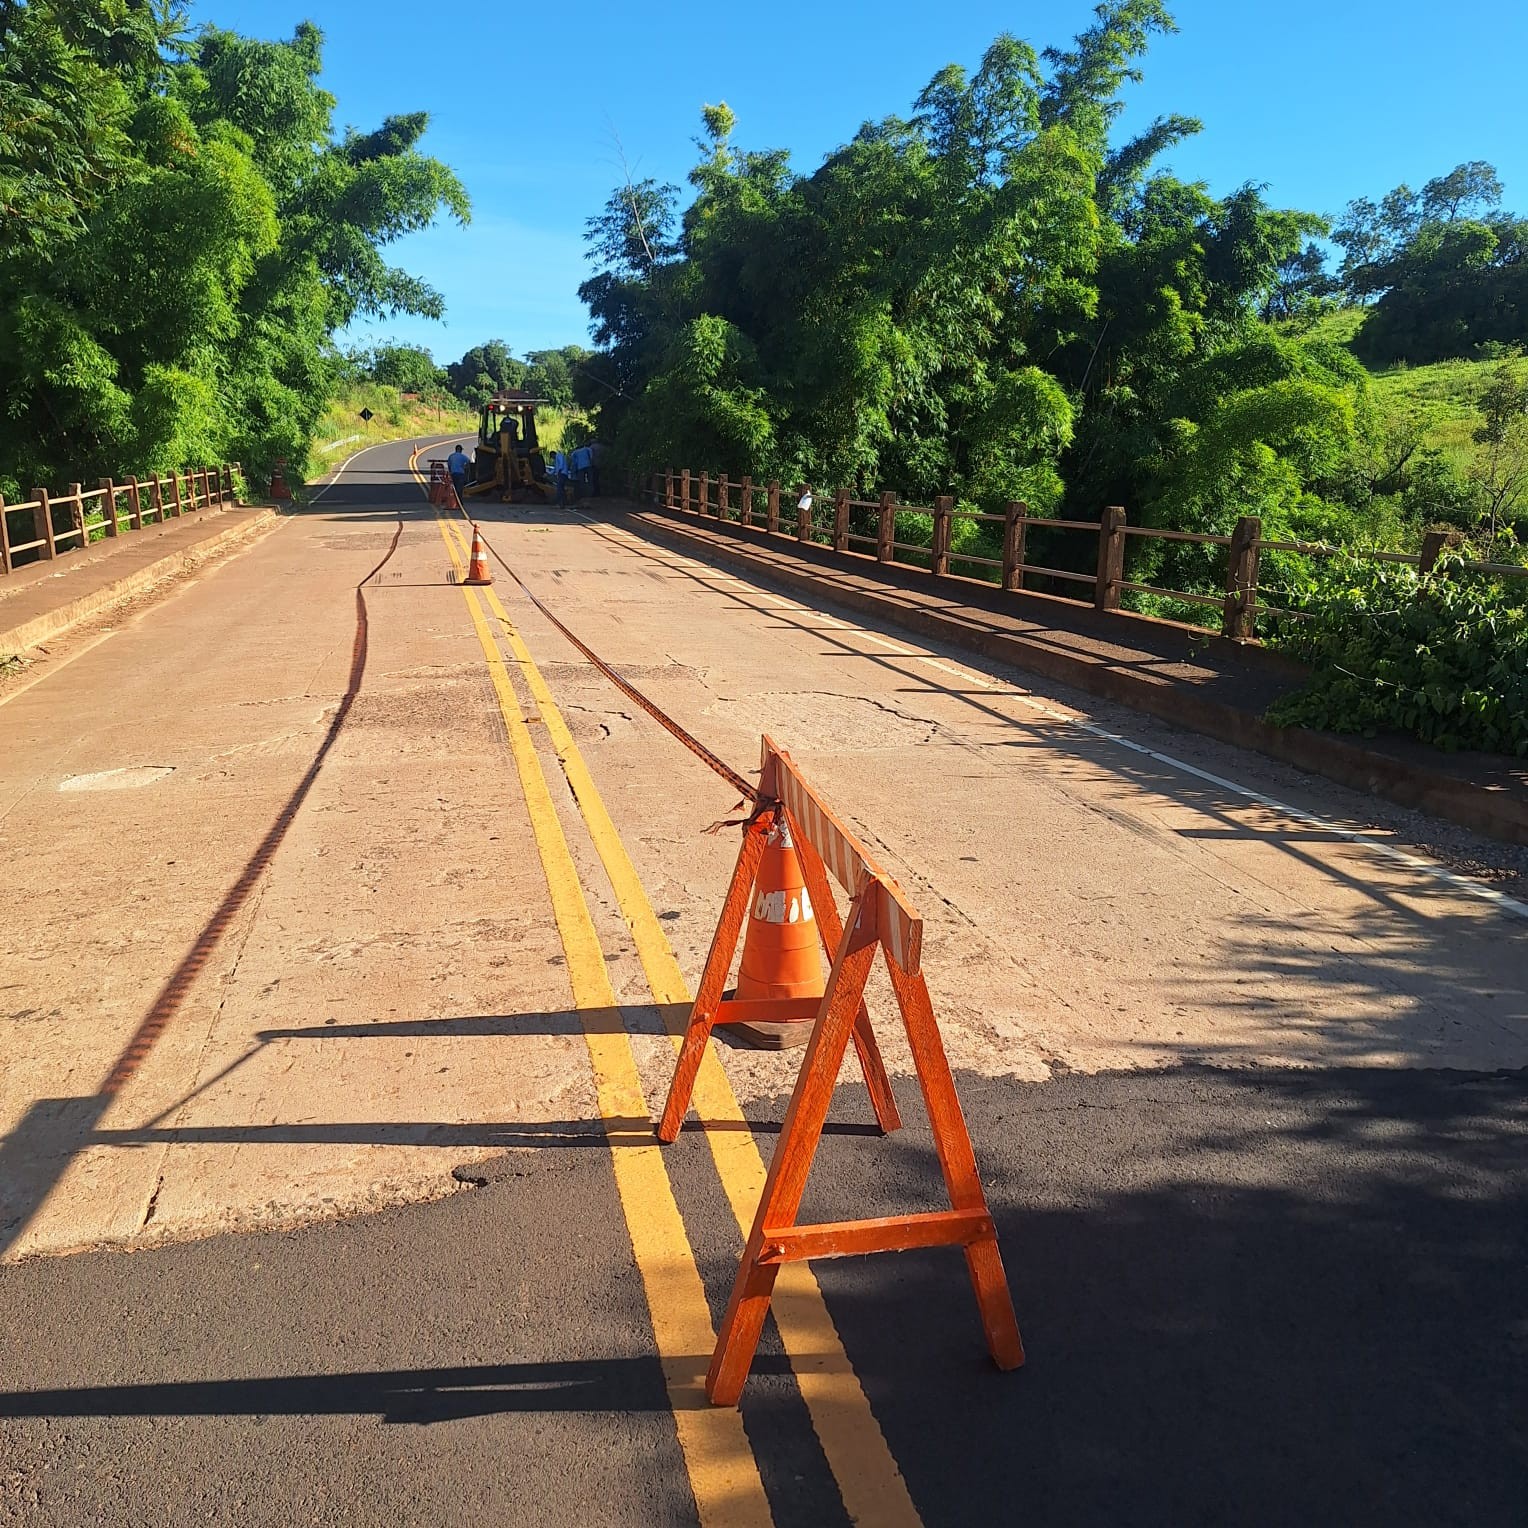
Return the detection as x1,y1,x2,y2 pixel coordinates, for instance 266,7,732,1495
0,1354,806,1424
1,1063,1524,1524
800,1064,1528,1528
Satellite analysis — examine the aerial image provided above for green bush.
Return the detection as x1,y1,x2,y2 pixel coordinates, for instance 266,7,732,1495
1266,554,1528,754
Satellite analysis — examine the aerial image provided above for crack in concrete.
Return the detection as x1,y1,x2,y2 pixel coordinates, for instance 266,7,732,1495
136,876,272,1233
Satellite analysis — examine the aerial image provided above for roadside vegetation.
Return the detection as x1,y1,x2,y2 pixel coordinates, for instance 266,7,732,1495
310,384,477,465
572,0,1526,753
0,4,467,499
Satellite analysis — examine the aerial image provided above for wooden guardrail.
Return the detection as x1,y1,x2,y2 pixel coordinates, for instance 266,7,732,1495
0,464,242,577
636,467,1528,642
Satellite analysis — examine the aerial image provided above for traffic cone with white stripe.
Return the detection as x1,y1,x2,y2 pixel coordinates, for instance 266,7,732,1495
464,524,492,585
728,814,823,1048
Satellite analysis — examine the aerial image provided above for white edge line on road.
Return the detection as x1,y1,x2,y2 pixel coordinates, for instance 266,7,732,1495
574,513,1528,922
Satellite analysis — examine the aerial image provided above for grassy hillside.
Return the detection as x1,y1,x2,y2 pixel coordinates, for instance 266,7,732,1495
1291,307,1524,482
1367,355,1520,478
310,385,478,470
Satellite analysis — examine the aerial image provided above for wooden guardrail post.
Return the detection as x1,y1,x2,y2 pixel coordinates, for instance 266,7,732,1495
34,489,55,559
0,496,11,574
680,468,691,513
931,495,954,576
171,471,185,517
1002,501,1026,591
664,466,674,506
69,483,85,549
128,476,143,528
148,474,162,521
877,491,896,562
718,472,730,520
1222,515,1262,639
1095,505,1126,610
833,489,850,552
740,475,753,528
1418,528,1461,573
700,470,710,518
201,467,213,509
99,479,119,538
767,480,780,534
796,486,813,543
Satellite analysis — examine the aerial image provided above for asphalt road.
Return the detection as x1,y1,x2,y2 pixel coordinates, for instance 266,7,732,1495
2,1065,1524,1526
3,438,1525,1524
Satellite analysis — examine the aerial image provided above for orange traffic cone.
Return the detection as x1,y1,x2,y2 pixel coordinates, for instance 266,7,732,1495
729,814,823,1048
464,524,493,585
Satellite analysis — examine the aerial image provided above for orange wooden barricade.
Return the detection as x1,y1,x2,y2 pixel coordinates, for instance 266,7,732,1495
659,736,1024,1405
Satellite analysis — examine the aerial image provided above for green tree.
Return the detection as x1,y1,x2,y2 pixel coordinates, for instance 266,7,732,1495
580,2,1325,536
524,346,591,410
445,340,526,405
0,9,469,494
370,343,443,393
1470,363,1528,541
1336,162,1526,365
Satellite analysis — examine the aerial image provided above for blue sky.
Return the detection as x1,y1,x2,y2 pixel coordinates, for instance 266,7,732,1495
197,0,1528,365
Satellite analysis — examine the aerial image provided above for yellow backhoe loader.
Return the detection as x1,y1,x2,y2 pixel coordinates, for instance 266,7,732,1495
466,389,549,501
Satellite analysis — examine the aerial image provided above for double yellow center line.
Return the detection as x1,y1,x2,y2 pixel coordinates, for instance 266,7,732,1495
415,457,920,1526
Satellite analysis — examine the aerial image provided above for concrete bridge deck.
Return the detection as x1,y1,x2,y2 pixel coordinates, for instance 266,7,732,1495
2,438,1524,1526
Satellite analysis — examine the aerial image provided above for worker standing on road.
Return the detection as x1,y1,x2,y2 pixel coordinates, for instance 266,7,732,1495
446,443,472,502
551,449,570,508
570,443,592,500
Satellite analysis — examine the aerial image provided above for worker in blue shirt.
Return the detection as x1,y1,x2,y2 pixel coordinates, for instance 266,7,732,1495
445,443,472,501
551,449,570,507
570,444,592,499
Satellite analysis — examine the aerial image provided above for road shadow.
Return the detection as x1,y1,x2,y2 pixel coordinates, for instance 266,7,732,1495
0,1000,877,1252
799,1064,1528,1528
0,1353,787,1424
2,1063,1522,1524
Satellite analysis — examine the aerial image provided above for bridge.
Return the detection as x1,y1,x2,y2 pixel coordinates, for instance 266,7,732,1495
2,438,1525,1524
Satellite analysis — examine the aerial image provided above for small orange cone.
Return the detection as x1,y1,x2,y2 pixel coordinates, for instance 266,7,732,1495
730,815,823,1047
464,524,493,585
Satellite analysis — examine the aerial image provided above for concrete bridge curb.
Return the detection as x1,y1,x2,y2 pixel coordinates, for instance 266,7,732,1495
0,507,282,658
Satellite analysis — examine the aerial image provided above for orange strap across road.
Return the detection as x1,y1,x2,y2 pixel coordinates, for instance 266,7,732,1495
451,503,761,804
